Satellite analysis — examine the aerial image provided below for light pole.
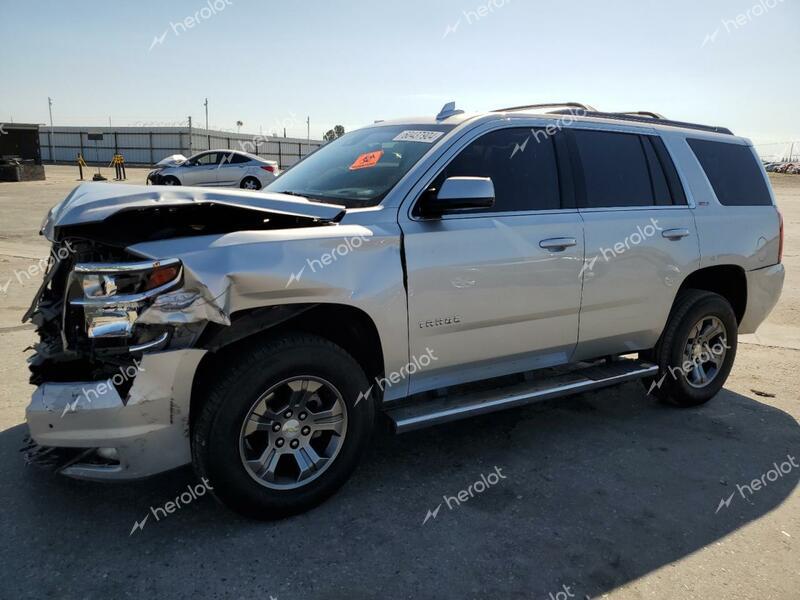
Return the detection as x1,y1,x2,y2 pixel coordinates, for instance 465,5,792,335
48,97,55,164
306,116,310,155
204,98,208,130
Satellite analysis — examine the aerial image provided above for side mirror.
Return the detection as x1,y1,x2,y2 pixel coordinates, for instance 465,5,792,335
421,177,495,217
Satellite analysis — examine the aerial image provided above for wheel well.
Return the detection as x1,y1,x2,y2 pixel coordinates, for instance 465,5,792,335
190,303,384,429
677,265,747,323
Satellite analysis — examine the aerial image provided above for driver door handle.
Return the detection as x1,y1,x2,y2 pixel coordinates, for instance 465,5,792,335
662,228,690,240
539,237,577,251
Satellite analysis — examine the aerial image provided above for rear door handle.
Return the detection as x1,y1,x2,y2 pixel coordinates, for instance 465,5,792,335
662,228,690,240
539,237,577,251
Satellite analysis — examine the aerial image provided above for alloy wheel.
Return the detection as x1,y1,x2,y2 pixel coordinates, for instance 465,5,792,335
239,376,348,490
681,316,728,389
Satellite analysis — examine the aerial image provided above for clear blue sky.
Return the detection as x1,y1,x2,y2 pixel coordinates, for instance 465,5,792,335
1,0,798,154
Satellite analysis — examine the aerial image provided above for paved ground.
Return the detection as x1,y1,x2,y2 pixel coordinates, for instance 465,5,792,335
0,167,797,599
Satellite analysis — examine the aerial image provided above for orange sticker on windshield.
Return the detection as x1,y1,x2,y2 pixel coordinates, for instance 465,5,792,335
349,150,384,171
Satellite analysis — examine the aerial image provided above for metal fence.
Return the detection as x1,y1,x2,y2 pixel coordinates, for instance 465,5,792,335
39,126,324,169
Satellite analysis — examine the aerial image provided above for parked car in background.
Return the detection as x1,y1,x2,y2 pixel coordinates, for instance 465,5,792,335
147,150,280,190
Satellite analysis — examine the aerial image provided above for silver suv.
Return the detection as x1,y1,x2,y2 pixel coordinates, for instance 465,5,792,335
23,102,785,519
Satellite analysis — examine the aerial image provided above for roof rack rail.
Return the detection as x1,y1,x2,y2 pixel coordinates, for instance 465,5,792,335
615,111,665,119
547,108,734,136
493,102,597,113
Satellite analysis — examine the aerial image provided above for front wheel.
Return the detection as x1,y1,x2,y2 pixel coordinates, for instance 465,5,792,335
644,290,738,407
161,175,180,186
192,333,375,519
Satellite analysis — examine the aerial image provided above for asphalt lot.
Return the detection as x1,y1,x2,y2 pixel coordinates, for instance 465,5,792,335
0,166,798,600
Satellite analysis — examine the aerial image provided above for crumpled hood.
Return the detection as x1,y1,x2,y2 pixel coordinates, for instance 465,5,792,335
41,182,345,241
154,154,187,168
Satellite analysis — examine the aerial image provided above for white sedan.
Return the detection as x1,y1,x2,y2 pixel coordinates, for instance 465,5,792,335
147,150,280,190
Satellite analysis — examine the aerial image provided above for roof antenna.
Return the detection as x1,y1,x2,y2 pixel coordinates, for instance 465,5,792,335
436,101,464,121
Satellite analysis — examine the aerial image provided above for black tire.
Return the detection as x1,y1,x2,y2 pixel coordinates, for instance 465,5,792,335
161,175,180,186
192,333,374,519
643,289,738,407
240,176,261,190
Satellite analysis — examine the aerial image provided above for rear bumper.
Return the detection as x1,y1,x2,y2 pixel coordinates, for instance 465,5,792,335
739,263,785,334
25,349,205,480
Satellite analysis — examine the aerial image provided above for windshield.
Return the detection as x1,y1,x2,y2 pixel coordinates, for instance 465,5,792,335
265,124,455,207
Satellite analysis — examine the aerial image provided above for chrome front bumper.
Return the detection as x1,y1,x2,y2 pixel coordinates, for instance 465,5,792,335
25,349,206,480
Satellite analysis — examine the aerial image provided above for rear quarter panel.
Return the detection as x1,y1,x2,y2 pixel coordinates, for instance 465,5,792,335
662,130,782,272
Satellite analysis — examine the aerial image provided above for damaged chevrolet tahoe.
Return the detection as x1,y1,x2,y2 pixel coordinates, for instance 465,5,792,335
23,102,785,519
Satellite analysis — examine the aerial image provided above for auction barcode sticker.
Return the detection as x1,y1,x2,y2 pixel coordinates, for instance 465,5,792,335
392,130,445,143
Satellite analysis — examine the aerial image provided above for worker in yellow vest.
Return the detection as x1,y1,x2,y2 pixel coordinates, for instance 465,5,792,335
110,153,127,180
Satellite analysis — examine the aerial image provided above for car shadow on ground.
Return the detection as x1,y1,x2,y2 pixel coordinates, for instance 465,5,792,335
1,384,798,599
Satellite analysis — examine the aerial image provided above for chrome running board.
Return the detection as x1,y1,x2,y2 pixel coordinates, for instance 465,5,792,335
386,358,658,433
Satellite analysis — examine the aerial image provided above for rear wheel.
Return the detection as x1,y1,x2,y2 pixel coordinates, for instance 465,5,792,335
192,333,375,519
240,176,261,190
643,290,738,407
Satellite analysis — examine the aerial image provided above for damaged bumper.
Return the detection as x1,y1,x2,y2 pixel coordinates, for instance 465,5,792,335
146,169,163,185
24,349,205,480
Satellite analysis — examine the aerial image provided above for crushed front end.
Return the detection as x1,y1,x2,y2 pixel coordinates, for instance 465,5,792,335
23,237,206,480
22,182,347,480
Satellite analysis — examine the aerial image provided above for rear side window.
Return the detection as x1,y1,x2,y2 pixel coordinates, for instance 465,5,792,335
687,139,772,206
641,137,671,206
433,128,561,212
226,153,251,164
571,130,655,208
649,136,688,206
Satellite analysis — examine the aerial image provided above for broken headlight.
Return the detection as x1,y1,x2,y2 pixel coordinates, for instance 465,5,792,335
68,259,183,343
77,260,181,300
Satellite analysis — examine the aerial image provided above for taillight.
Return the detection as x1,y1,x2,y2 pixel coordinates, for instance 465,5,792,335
261,165,276,173
778,209,784,263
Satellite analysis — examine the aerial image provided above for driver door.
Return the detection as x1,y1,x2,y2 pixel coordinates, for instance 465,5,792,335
181,152,222,186
399,127,585,395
